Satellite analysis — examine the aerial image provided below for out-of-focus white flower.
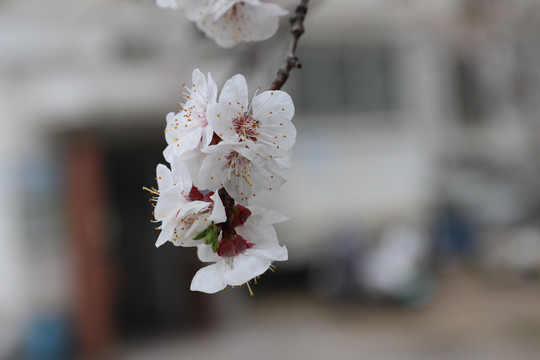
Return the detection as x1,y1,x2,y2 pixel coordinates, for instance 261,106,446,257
191,207,288,294
199,73,295,202
164,69,218,163
182,0,289,48
156,0,179,10
152,161,226,247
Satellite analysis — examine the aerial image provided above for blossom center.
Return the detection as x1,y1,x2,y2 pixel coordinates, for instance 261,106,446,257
183,103,208,128
232,113,259,142
176,207,209,228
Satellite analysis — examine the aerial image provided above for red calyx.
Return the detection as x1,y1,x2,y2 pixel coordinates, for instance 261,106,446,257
217,235,254,257
188,187,214,203
231,204,252,228
209,132,222,146
203,191,214,203
188,187,204,201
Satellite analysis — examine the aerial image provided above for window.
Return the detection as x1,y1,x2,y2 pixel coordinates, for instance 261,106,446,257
291,45,400,115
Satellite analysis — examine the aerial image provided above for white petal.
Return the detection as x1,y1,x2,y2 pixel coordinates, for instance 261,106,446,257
183,0,212,21
219,74,249,111
199,142,233,190
197,244,220,262
196,13,240,48
171,156,192,194
156,0,179,10
251,91,296,157
223,254,271,286
155,216,175,247
206,72,218,105
191,68,207,96
207,103,238,144
190,264,227,293
209,191,227,223
234,143,266,167
202,124,215,148
156,163,174,191
247,207,289,226
166,111,176,123
237,223,279,247
165,114,205,157
163,145,173,163
213,0,237,19
154,188,182,220
182,149,208,189
245,244,288,262
252,90,294,120
236,2,287,42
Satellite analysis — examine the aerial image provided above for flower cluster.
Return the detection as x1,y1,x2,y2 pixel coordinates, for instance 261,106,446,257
156,0,288,48
148,69,295,294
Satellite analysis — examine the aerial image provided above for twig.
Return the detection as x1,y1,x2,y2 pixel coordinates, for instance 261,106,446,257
218,188,236,242
269,0,309,91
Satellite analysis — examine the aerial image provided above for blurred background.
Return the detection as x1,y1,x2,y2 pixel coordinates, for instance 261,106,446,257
2,0,540,359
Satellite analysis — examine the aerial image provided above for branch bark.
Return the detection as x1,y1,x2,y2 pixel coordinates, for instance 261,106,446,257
218,188,237,242
269,0,309,91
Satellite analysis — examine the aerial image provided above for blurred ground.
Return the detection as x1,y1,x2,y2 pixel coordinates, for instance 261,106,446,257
115,273,540,360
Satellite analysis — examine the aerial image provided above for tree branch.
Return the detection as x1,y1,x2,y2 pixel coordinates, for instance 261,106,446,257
269,0,309,91
218,188,237,242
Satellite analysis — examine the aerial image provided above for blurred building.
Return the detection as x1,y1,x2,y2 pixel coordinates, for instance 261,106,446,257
2,0,540,358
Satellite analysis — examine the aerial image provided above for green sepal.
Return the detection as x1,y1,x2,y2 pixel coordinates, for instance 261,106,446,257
194,222,220,253
204,224,218,243
193,227,209,241
211,239,220,253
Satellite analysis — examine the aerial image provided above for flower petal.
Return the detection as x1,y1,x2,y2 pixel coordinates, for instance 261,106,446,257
155,215,175,247
247,207,289,226
171,157,193,194
237,2,288,42
156,163,174,191
209,191,227,223
223,254,272,286
190,264,227,293
156,0,179,10
237,223,279,247
219,74,249,112
199,143,232,191
245,244,288,262
197,244,220,262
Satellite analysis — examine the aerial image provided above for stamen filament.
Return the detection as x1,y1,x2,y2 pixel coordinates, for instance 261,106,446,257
143,186,159,195
246,281,254,296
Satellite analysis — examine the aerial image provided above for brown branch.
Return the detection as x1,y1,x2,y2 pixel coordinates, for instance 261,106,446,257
269,0,310,91
218,188,236,242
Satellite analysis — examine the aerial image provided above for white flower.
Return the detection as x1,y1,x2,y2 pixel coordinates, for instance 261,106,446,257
152,161,226,247
164,69,218,163
199,141,286,203
190,207,288,294
182,0,289,48
208,74,296,157
198,73,295,202
156,0,179,9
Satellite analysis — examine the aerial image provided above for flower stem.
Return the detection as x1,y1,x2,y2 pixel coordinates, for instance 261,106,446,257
269,0,310,91
218,188,237,243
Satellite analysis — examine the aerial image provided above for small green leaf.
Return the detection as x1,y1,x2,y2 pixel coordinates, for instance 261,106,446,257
204,226,218,245
211,239,220,253
193,227,209,241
